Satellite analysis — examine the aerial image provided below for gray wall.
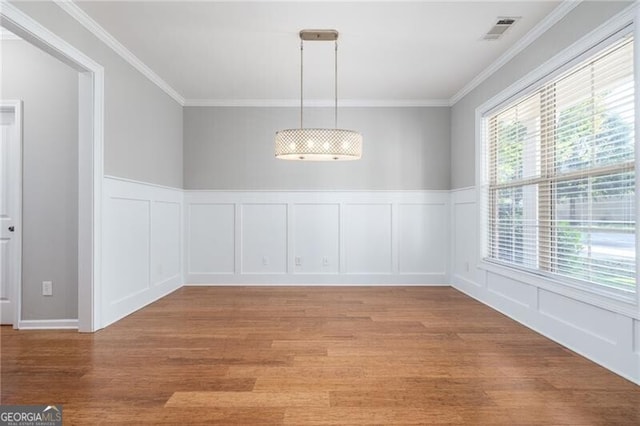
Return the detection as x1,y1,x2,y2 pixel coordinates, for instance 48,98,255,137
1,40,78,320
184,107,450,190
13,1,184,188
450,1,632,189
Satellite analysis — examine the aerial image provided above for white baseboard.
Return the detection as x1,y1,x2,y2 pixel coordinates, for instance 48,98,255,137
18,319,78,330
102,275,182,328
187,281,448,287
186,273,447,286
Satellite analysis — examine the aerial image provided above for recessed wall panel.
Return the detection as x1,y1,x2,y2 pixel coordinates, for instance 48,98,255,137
454,202,477,281
188,204,235,274
486,272,536,308
242,204,287,274
152,201,181,284
293,204,339,274
398,204,446,274
539,290,618,343
345,204,392,273
104,198,150,304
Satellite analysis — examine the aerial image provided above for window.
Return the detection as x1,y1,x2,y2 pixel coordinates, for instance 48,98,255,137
482,34,636,296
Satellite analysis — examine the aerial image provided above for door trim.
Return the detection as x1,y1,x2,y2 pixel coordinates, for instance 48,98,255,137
1,1,105,331
1,100,22,328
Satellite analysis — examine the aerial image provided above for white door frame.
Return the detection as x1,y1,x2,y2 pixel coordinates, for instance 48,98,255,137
1,1,104,331
1,100,22,327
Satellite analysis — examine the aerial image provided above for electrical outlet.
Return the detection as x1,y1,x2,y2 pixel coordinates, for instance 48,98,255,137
322,257,330,266
465,261,470,272
295,257,302,266
42,281,53,296
262,256,269,266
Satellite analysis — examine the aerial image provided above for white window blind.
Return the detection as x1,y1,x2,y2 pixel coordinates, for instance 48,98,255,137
484,35,636,295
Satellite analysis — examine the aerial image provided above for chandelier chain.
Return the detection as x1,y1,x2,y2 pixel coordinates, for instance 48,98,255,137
300,38,339,129
335,40,338,128
300,40,304,129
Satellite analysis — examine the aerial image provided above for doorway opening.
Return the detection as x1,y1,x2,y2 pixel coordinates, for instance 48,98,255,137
1,3,104,331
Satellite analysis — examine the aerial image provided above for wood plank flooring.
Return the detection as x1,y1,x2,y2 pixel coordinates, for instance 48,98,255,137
2,286,639,425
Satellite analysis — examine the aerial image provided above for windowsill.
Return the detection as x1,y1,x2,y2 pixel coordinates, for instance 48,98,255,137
477,259,640,319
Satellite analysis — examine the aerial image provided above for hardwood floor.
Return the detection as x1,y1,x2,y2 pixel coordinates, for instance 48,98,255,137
2,286,639,425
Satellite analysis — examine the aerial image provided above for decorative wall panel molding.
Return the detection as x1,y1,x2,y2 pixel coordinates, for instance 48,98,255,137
293,204,340,275
187,203,235,274
184,191,450,285
102,177,183,327
450,187,640,385
100,180,639,384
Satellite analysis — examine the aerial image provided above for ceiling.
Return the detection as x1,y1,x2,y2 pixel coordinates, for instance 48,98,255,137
74,1,562,104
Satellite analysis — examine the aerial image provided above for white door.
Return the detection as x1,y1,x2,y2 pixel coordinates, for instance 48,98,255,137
0,101,22,326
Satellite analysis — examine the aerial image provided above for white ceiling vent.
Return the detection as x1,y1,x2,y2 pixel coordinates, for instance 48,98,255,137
483,17,520,41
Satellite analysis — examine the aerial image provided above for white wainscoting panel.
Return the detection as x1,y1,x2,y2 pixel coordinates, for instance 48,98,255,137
102,177,183,327
188,204,235,274
344,204,392,274
538,289,618,344
487,271,537,309
451,187,640,385
293,204,339,274
185,191,449,284
242,204,288,274
152,200,181,286
103,197,150,303
452,200,479,286
398,204,447,274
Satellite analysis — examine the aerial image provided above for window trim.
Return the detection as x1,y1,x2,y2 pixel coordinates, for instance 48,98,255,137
474,5,639,314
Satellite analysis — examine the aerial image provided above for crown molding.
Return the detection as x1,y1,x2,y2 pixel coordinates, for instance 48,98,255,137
0,27,21,40
50,0,583,109
449,0,582,106
184,98,452,108
53,0,185,106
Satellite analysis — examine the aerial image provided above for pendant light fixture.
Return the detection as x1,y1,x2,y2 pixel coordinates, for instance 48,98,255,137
275,29,363,161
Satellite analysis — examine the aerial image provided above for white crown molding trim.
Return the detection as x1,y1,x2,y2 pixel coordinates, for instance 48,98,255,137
53,0,185,106
28,1,580,109
449,0,582,106
184,98,451,108
0,27,21,40
18,319,79,330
